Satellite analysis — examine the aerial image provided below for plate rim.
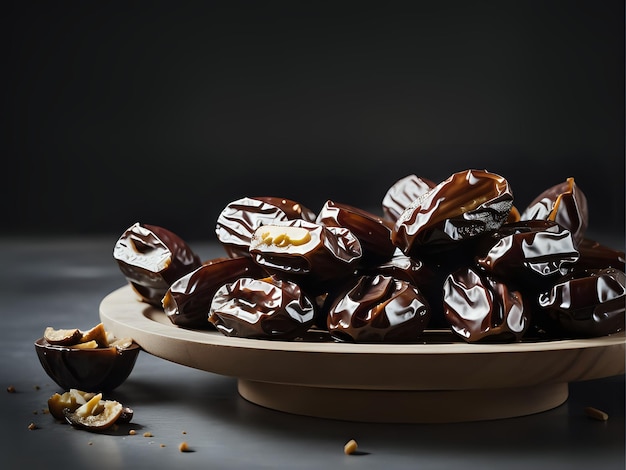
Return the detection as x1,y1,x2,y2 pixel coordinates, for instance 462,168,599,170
100,284,626,355
100,284,626,391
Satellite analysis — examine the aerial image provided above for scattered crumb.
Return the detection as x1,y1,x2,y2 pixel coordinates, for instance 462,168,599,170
182,431,187,434
143,432,153,438
584,406,609,421
129,429,137,435
28,422,38,430
344,439,358,455
33,410,38,415
88,442,93,446
7,385,16,393
42,409,49,414
34,385,40,390
179,441,190,452
160,444,166,448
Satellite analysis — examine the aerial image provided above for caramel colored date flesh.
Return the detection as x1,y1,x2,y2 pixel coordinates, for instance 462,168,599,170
209,276,315,340
392,169,513,257
114,223,202,306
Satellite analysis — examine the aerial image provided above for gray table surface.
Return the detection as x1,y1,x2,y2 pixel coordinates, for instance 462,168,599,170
1,235,624,470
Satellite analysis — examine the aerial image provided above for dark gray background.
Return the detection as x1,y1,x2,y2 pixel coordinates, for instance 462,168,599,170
4,1,624,242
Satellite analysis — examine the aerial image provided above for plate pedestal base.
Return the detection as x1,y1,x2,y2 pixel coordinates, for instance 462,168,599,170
238,380,569,423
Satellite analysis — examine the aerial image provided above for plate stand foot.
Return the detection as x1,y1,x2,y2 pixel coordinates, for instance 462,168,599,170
238,380,569,423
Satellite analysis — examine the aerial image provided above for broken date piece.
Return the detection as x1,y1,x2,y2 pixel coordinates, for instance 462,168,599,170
48,389,133,432
43,327,83,346
63,392,125,432
48,388,97,421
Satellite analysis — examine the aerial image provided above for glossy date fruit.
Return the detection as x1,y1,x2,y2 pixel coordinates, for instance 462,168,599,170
520,177,589,246
113,223,202,306
573,238,625,272
163,256,267,329
392,169,513,257
326,274,431,343
355,248,452,328
537,267,625,338
476,220,579,288
209,276,315,340
248,219,362,293
443,267,530,343
359,249,435,288
381,174,437,222
316,200,396,266
215,197,314,258
252,197,316,222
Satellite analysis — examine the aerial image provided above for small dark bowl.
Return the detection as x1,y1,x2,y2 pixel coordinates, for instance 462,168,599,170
35,338,141,392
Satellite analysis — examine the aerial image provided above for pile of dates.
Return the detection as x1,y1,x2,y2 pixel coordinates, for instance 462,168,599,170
113,169,625,344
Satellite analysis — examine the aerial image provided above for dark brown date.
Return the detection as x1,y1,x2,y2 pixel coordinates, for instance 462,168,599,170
163,256,267,329
520,177,589,246
391,169,513,257
316,200,396,266
537,267,625,338
476,220,579,288
326,275,431,343
359,249,435,287
573,238,625,272
113,223,202,306
215,197,311,258
208,276,315,339
381,174,437,222
252,197,316,222
248,219,362,293
356,249,449,329
443,267,530,343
